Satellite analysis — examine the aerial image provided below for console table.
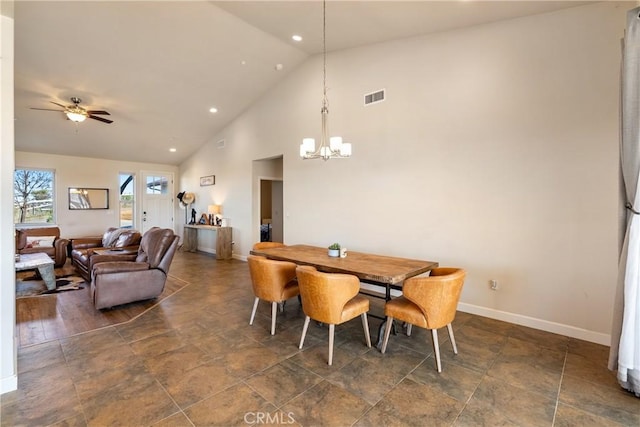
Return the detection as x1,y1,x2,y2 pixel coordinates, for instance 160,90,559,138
183,225,232,260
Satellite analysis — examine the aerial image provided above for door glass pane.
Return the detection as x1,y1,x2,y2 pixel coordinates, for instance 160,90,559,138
119,173,135,228
146,175,168,195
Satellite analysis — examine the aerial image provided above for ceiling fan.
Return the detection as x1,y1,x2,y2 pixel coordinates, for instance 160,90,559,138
30,97,113,124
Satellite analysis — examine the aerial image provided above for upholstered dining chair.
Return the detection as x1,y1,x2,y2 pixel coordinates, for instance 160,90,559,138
380,267,466,372
296,265,372,366
247,255,299,335
252,242,287,250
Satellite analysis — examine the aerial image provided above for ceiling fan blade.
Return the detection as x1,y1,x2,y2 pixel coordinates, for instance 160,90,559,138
89,115,113,124
30,107,64,111
87,110,110,115
50,101,67,109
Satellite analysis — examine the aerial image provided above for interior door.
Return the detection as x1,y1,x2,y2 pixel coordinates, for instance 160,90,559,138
271,181,283,242
141,171,174,234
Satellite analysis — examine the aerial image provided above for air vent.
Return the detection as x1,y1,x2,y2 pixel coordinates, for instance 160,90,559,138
364,89,385,106
217,139,225,149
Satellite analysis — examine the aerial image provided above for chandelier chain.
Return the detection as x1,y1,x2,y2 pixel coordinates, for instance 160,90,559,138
322,0,328,108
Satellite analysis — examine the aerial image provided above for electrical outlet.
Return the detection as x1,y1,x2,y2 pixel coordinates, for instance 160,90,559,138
490,279,498,290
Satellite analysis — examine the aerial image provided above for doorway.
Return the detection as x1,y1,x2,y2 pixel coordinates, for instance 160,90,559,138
253,157,283,244
260,179,283,242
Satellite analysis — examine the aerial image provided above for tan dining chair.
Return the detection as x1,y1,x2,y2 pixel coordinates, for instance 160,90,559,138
247,255,299,335
252,242,286,250
380,267,466,372
296,265,371,366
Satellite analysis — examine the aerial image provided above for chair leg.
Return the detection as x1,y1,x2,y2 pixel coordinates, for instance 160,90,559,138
447,323,458,355
431,329,442,373
380,316,394,354
299,316,311,349
271,302,278,335
406,324,413,337
328,324,335,365
249,297,259,325
361,313,371,348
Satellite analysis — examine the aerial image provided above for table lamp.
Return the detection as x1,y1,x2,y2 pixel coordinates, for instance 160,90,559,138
208,204,222,225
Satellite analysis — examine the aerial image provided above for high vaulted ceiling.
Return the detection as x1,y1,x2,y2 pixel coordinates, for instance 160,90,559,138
12,1,593,165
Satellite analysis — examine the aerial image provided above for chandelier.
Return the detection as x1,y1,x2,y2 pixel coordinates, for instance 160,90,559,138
299,0,352,161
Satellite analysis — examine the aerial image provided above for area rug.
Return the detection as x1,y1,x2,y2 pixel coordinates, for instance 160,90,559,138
16,271,86,298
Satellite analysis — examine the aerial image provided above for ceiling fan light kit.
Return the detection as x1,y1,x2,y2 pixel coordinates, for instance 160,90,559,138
31,96,113,124
66,110,87,123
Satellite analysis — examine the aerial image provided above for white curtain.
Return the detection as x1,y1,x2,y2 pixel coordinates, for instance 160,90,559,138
609,6,640,398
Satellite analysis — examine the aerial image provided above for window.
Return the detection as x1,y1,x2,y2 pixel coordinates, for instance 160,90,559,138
14,168,55,224
145,175,168,195
119,173,135,229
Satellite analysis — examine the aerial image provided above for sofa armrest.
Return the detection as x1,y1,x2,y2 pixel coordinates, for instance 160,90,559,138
89,253,138,272
54,238,69,252
71,237,103,250
93,261,150,276
54,238,69,267
103,245,140,252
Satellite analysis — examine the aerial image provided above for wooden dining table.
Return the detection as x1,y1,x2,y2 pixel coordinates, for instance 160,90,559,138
249,244,439,345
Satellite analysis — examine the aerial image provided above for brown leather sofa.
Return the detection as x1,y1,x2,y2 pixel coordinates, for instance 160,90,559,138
70,227,142,282
15,226,69,267
91,227,179,309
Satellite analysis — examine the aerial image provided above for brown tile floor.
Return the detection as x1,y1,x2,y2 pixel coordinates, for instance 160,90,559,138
2,250,639,426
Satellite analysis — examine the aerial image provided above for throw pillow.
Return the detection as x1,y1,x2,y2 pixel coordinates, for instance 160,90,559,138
25,236,56,248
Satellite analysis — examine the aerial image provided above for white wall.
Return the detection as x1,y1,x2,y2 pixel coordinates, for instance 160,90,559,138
1,5,17,394
15,151,178,238
179,2,631,343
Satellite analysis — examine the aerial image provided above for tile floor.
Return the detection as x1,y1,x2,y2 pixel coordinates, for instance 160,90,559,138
2,251,638,426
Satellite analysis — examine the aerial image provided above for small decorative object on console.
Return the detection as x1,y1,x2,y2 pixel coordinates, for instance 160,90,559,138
328,243,340,257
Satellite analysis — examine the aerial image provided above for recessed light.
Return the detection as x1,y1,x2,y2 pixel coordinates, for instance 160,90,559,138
209,107,218,113
292,35,302,42
169,148,177,152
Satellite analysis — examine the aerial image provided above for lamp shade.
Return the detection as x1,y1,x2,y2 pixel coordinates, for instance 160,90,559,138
340,142,352,156
329,136,342,151
208,205,221,215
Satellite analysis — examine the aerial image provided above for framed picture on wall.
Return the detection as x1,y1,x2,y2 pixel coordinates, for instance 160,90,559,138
200,175,215,186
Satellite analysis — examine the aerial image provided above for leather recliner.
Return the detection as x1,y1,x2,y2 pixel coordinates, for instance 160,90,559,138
71,227,142,281
15,226,69,267
90,227,179,309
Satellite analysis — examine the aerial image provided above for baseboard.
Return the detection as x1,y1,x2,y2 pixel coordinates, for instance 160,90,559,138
198,246,215,254
232,259,610,346
0,374,17,395
361,284,610,345
458,302,611,346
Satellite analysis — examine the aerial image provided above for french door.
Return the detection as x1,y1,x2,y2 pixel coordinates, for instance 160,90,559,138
141,171,174,234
